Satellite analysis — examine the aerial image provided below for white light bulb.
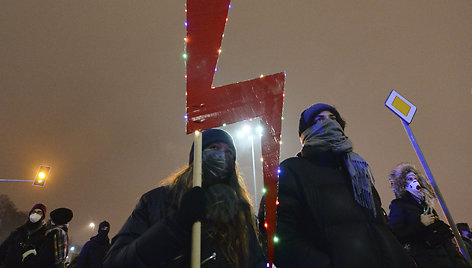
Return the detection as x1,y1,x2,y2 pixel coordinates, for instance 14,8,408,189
243,124,251,134
256,125,263,135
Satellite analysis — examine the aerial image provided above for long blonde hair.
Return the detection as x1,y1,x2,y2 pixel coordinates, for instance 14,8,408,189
161,164,258,267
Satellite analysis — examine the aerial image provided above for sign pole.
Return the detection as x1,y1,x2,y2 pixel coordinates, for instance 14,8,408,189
191,131,202,268
386,90,471,264
401,120,472,264
185,2,285,266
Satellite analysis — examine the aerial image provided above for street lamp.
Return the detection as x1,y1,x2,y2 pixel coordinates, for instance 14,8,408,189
237,123,263,211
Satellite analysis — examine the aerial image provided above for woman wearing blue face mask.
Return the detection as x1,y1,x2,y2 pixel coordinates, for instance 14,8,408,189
389,163,469,268
104,129,266,268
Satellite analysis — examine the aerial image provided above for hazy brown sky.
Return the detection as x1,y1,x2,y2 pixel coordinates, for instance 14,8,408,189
1,1,471,246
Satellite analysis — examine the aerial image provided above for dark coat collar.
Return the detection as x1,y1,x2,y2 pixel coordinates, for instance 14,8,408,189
401,191,426,209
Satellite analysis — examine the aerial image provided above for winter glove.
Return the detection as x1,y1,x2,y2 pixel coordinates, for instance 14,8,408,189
174,186,206,229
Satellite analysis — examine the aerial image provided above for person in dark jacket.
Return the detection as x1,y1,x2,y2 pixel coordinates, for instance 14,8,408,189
24,207,74,268
388,163,469,268
46,208,73,268
76,220,111,268
103,128,266,268
0,203,48,267
457,223,472,258
272,103,416,268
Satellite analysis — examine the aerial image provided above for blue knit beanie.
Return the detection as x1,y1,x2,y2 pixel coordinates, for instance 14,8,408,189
298,103,346,136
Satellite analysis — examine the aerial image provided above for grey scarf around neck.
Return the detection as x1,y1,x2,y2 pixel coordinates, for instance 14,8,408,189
301,119,376,216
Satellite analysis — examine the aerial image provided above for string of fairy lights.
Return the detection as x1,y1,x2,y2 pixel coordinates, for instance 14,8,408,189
182,2,284,247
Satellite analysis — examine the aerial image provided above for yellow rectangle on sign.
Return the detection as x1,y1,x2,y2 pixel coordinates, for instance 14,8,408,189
392,97,411,116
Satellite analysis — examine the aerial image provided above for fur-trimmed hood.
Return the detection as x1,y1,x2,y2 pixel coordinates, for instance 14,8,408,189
389,163,434,199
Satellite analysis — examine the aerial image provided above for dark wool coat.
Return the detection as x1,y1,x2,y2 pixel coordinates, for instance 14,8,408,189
0,223,47,268
75,234,110,268
103,186,266,268
274,153,416,268
22,224,70,268
389,192,469,268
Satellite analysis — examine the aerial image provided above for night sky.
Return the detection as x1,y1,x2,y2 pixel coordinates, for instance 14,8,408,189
1,1,471,247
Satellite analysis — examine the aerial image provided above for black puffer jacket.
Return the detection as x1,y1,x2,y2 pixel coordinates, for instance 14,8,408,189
274,153,416,268
103,186,266,268
389,192,468,268
0,223,47,268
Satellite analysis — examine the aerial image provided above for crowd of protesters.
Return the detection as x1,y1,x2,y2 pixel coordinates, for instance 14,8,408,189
0,204,73,268
1,104,471,268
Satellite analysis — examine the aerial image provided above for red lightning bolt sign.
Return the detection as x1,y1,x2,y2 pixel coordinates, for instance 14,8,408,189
185,1,284,267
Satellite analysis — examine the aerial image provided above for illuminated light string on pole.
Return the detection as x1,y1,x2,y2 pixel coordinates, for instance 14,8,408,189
261,168,282,234
184,1,285,267
183,3,231,81
183,2,232,94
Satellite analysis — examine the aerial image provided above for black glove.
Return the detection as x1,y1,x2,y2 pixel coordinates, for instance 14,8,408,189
174,186,206,229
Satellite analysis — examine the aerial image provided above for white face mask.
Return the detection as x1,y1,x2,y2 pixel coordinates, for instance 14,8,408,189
29,213,42,223
406,172,424,201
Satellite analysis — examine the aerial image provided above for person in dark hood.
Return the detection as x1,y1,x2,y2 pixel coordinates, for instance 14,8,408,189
388,163,469,268
103,128,266,268
76,220,111,268
270,103,416,268
0,203,48,267
23,207,74,268
457,223,472,258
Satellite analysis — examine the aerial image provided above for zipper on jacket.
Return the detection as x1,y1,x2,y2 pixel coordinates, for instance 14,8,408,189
201,252,216,264
170,254,184,262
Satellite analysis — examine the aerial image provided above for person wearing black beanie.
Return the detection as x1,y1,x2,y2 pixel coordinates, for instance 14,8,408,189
188,128,237,164
270,103,416,268
298,103,346,136
104,128,266,267
0,203,48,267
